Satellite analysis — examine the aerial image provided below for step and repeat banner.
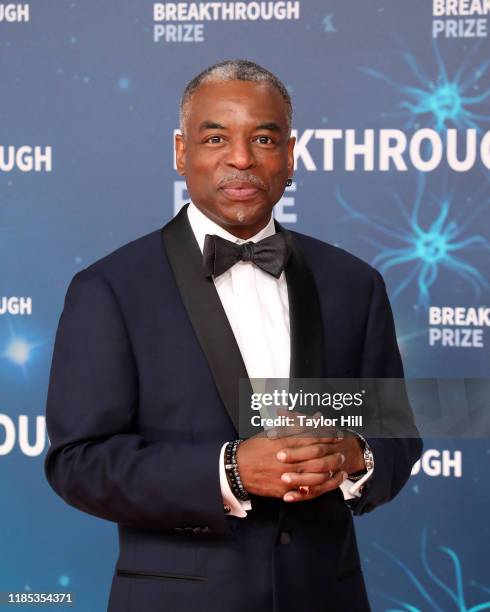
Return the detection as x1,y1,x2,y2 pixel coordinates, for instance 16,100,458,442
1,1,489,610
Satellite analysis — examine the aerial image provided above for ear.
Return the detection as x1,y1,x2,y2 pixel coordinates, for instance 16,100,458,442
175,133,186,176
287,135,295,177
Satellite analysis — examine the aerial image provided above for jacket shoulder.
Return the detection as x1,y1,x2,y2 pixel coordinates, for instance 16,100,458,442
84,228,165,280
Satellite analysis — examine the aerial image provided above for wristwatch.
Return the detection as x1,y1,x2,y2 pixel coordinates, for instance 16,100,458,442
345,431,374,481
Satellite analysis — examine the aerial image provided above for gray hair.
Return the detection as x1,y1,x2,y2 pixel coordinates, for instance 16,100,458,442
179,59,292,135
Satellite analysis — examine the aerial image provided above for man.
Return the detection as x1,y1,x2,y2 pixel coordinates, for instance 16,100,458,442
44,60,422,612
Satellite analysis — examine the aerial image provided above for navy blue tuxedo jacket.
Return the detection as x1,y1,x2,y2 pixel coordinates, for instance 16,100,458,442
45,204,422,612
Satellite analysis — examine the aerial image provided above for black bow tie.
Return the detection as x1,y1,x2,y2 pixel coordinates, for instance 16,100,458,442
203,232,290,279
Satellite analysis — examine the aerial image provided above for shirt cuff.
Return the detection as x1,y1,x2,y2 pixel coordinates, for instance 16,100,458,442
339,466,374,500
219,442,252,518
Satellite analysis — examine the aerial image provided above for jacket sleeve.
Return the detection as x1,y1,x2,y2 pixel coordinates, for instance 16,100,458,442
348,269,423,516
44,268,230,535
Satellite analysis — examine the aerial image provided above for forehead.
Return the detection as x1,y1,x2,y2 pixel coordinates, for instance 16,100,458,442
186,80,288,128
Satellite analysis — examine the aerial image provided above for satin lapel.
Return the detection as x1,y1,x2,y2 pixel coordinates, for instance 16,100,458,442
162,205,249,433
276,223,326,379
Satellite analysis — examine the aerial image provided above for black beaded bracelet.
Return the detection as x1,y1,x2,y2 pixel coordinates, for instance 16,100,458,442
224,440,250,502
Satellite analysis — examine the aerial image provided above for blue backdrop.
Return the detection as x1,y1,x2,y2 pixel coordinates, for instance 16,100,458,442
1,1,489,610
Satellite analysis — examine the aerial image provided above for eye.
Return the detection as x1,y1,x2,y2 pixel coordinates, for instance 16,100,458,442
205,135,224,144
255,135,274,145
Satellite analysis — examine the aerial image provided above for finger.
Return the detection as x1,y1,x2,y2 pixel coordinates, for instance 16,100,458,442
271,410,343,441
277,443,345,465
277,408,320,418
271,410,328,439
281,471,334,487
283,471,348,502
268,421,312,439
288,452,346,474
266,411,313,439
286,421,344,443
274,431,342,449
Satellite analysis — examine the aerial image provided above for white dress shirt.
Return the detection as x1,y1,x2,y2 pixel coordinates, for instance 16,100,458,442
186,202,372,517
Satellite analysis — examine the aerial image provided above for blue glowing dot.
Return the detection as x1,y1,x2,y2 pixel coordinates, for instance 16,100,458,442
5,340,31,365
74,256,82,264
412,484,420,494
322,14,336,33
118,78,130,91
415,232,448,264
58,575,70,587
427,83,462,124
69,36,77,45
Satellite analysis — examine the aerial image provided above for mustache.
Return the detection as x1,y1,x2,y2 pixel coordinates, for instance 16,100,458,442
218,174,267,189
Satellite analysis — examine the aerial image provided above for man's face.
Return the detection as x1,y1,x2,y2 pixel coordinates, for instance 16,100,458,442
175,80,295,239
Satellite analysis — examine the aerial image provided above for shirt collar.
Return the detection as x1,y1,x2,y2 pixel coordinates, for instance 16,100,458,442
186,201,276,254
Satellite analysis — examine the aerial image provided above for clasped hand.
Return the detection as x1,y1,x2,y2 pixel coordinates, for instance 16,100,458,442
236,411,365,503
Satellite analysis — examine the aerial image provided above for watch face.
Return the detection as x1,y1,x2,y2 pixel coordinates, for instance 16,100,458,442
364,448,375,471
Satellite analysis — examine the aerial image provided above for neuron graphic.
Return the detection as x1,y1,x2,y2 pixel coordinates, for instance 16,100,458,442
336,175,489,308
373,528,490,612
361,40,490,132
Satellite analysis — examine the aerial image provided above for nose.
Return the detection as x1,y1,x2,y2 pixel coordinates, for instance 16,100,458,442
225,137,256,170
